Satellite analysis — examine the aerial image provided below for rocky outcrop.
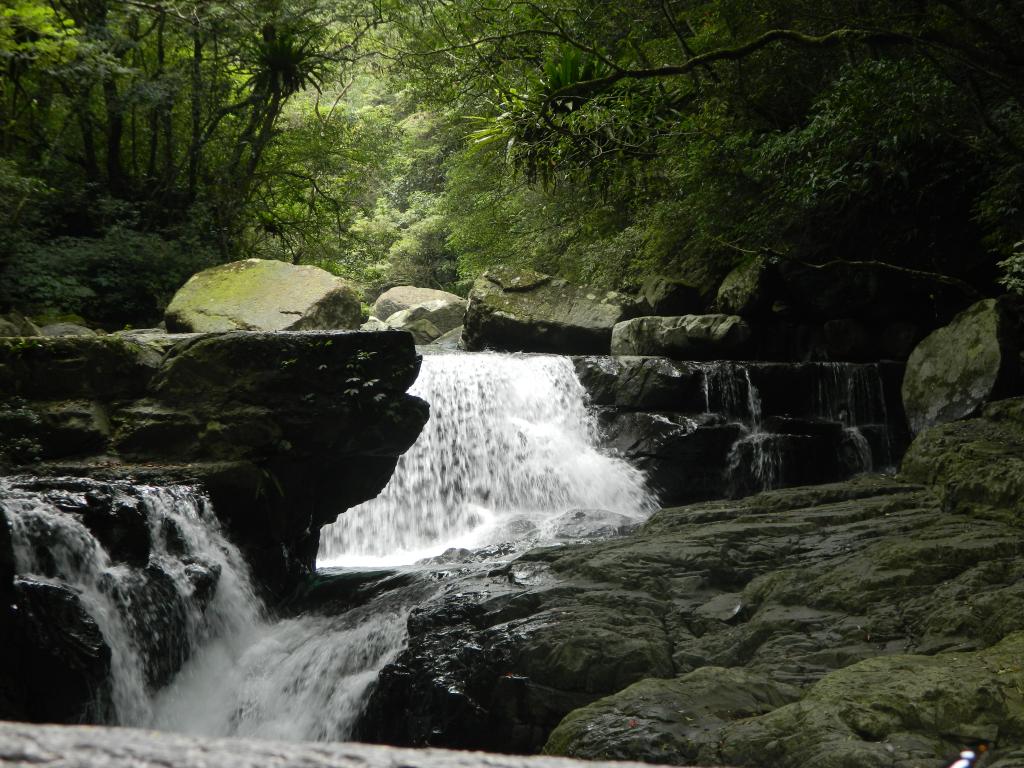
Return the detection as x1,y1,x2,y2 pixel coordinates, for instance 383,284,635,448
0,722,691,768
901,297,1023,434
0,311,39,337
0,331,427,593
354,400,1024,765
610,315,751,359
164,259,361,333
464,268,637,354
373,286,464,324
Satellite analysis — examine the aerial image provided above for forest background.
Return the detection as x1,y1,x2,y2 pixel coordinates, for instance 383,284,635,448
1,0,1022,327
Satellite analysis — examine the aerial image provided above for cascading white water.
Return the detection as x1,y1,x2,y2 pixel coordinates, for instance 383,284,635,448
318,352,656,567
4,481,259,726
5,351,655,742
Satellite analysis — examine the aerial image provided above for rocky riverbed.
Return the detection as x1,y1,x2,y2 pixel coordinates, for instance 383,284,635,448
352,398,1024,767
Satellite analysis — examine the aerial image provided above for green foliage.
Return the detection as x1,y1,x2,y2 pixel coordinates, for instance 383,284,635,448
0,228,219,325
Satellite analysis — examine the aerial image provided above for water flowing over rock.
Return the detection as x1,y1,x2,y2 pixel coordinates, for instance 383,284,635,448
574,356,905,505
165,259,361,333
0,331,428,592
0,477,258,726
319,352,655,566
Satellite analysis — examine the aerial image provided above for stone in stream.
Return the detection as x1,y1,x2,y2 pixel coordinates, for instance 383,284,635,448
354,400,1024,762
463,267,638,354
901,296,1023,434
164,258,362,332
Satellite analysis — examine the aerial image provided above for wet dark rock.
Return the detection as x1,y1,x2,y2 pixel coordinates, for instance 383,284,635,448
357,399,1024,761
550,509,639,541
572,357,706,411
822,318,871,361
0,331,429,595
7,578,112,723
902,297,1023,435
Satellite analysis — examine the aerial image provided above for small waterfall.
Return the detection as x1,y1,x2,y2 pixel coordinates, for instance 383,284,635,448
150,578,436,741
4,480,260,726
702,362,894,496
319,352,656,566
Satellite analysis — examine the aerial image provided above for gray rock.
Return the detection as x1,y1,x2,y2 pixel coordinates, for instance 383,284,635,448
901,297,1022,434
464,267,635,354
610,315,751,359
0,311,40,337
386,298,466,339
0,722,692,768
432,325,465,349
572,356,706,411
40,323,98,337
360,317,390,331
165,259,361,333
373,286,464,323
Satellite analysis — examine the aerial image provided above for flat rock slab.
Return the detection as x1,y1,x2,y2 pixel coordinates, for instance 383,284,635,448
0,723,710,768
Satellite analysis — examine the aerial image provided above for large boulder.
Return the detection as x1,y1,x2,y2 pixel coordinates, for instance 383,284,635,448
164,259,361,333
373,286,464,323
638,276,702,316
0,311,40,337
463,268,636,354
610,315,751,359
385,298,466,343
901,297,1022,435
715,257,774,317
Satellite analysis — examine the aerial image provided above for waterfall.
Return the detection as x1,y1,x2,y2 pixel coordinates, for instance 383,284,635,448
4,479,260,726
702,362,894,496
319,352,656,567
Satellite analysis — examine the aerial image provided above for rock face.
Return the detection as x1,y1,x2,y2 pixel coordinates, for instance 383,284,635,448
0,311,39,337
638,276,703,317
355,400,1024,765
0,331,427,593
610,315,751,359
164,259,361,333
901,297,1022,434
714,258,773,317
464,268,637,354
0,722,693,768
373,286,464,324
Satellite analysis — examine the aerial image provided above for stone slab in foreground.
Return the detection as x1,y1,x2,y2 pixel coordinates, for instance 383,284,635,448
0,723,712,768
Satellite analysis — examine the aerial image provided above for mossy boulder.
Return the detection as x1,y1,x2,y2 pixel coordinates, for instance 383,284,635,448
543,667,800,763
902,297,1023,434
464,268,637,354
164,259,361,333
717,632,1024,768
715,257,774,317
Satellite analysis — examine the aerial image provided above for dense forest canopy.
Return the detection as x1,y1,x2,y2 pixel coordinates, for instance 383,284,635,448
1,0,1022,325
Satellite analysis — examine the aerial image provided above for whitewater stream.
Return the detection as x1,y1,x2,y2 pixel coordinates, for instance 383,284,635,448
4,351,894,742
